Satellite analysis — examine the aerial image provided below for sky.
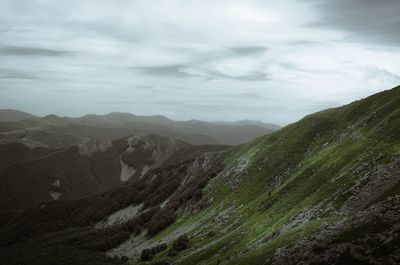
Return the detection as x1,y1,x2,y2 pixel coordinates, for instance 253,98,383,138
0,0,400,125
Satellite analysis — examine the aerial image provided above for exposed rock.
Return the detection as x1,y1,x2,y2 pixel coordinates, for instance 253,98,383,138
271,196,400,265
341,155,400,213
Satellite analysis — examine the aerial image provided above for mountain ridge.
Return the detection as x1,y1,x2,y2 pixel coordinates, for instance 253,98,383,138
0,110,280,145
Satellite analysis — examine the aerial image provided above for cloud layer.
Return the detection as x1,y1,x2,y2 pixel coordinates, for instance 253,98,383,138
0,0,399,125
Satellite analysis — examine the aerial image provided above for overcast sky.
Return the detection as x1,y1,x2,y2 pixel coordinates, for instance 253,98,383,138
0,0,399,125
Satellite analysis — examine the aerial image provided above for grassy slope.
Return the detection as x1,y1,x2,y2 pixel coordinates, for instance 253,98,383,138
136,86,400,265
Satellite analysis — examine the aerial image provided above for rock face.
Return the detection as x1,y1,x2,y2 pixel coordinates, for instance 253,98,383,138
114,134,191,182
270,196,400,265
341,155,400,213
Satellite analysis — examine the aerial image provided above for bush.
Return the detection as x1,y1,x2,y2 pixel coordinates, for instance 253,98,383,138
152,243,168,253
140,244,168,261
172,234,190,251
167,248,178,256
140,248,154,261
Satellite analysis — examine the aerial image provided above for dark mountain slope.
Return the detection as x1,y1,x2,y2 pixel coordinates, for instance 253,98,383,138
0,144,229,265
0,134,196,212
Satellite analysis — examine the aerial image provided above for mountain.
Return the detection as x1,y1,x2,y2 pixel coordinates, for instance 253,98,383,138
214,119,281,130
0,109,38,122
0,85,399,265
0,111,280,146
71,113,279,145
73,112,173,127
0,133,209,211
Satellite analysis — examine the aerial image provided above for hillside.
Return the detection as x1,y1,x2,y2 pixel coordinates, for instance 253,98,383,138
0,86,399,265
0,134,198,211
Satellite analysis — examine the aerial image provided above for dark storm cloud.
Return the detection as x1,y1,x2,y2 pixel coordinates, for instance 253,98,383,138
307,0,400,45
0,45,72,57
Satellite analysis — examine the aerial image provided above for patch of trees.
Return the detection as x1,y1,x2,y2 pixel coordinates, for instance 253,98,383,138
168,234,190,256
140,244,168,261
140,234,190,262
0,149,225,250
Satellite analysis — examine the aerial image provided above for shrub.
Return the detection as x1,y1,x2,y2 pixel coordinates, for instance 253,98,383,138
172,234,190,251
167,248,178,256
152,243,168,254
140,248,154,261
140,244,167,261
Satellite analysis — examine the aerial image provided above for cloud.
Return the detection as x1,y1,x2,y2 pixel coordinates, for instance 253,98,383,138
0,45,72,57
306,0,400,45
228,46,268,56
285,40,324,46
206,70,268,81
0,68,39,80
133,64,195,78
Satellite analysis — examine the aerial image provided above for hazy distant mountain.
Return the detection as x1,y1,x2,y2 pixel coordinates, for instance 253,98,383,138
42,114,72,127
73,112,173,127
214,119,281,130
0,109,38,122
0,110,280,145
70,112,280,145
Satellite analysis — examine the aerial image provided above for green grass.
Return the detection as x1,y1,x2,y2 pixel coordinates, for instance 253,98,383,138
141,86,400,265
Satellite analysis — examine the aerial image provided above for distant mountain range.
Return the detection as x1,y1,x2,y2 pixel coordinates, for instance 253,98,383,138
0,109,278,211
0,110,280,146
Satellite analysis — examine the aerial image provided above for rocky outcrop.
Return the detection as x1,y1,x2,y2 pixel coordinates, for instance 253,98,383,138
341,155,400,213
270,196,400,265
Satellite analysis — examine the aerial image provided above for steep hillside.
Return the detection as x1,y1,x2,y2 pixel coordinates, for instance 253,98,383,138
0,86,399,265
130,85,398,265
0,143,229,265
